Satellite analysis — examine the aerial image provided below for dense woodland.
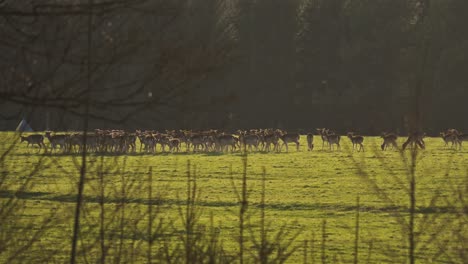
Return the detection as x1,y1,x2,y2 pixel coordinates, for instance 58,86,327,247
1,0,467,134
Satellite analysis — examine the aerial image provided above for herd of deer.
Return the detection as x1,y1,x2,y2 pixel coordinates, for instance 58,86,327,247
18,128,468,154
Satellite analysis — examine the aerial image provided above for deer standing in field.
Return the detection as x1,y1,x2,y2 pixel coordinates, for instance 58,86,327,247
316,128,329,150
275,130,300,152
402,132,426,150
205,136,217,152
263,132,279,152
168,137,181,152
136,130,158,153
153,133,169,152
67,133,86,153
445,129,468,149
239,133,260,152
347,132,364,152
306,133,314,151
189,134,206,152
144,135,157,153
216,134,238,152
325,131,340,151
176,130,190,151
440,131,458,148
381,133,398,151
20,134,46,149
44,131,68,152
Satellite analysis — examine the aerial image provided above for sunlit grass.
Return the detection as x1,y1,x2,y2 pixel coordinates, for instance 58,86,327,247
1,132,466,263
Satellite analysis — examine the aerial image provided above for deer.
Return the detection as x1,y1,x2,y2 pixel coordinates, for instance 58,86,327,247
168,137,181,152
440,131,458,148
44,131,68,152
67,133,86,153
136,130,158,153
347,132,364,152
306,133,314,151
441,129,466,150
176,130,191,151
216,134,239,152
402,132,426,150
239,133,260,152
108,132,125,153
275,130,300,152
263,133,279,152
144,134,157,153
381,133,398,151
446,128,460,136
189,134,206,152
20,134,46,149
118,133,137,153
205,135,218,152
87,134,100,153
325,131,340,151
316,128,329,150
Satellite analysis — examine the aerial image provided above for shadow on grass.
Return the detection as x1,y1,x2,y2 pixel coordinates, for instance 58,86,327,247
0,190,458,214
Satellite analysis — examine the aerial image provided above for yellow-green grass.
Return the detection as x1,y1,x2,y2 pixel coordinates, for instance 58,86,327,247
1,132,466,263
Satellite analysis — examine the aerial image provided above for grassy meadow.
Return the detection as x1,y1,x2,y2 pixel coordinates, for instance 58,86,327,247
1,132,467,263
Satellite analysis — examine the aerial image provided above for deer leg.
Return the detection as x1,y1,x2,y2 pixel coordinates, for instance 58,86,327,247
416,140,424,150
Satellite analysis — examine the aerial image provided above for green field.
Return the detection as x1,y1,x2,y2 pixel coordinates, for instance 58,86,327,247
1,133,467,263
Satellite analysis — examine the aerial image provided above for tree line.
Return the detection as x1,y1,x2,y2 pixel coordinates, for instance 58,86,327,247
1,0,467,134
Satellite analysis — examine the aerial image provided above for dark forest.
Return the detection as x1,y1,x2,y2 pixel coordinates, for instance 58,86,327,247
1,0,467,134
